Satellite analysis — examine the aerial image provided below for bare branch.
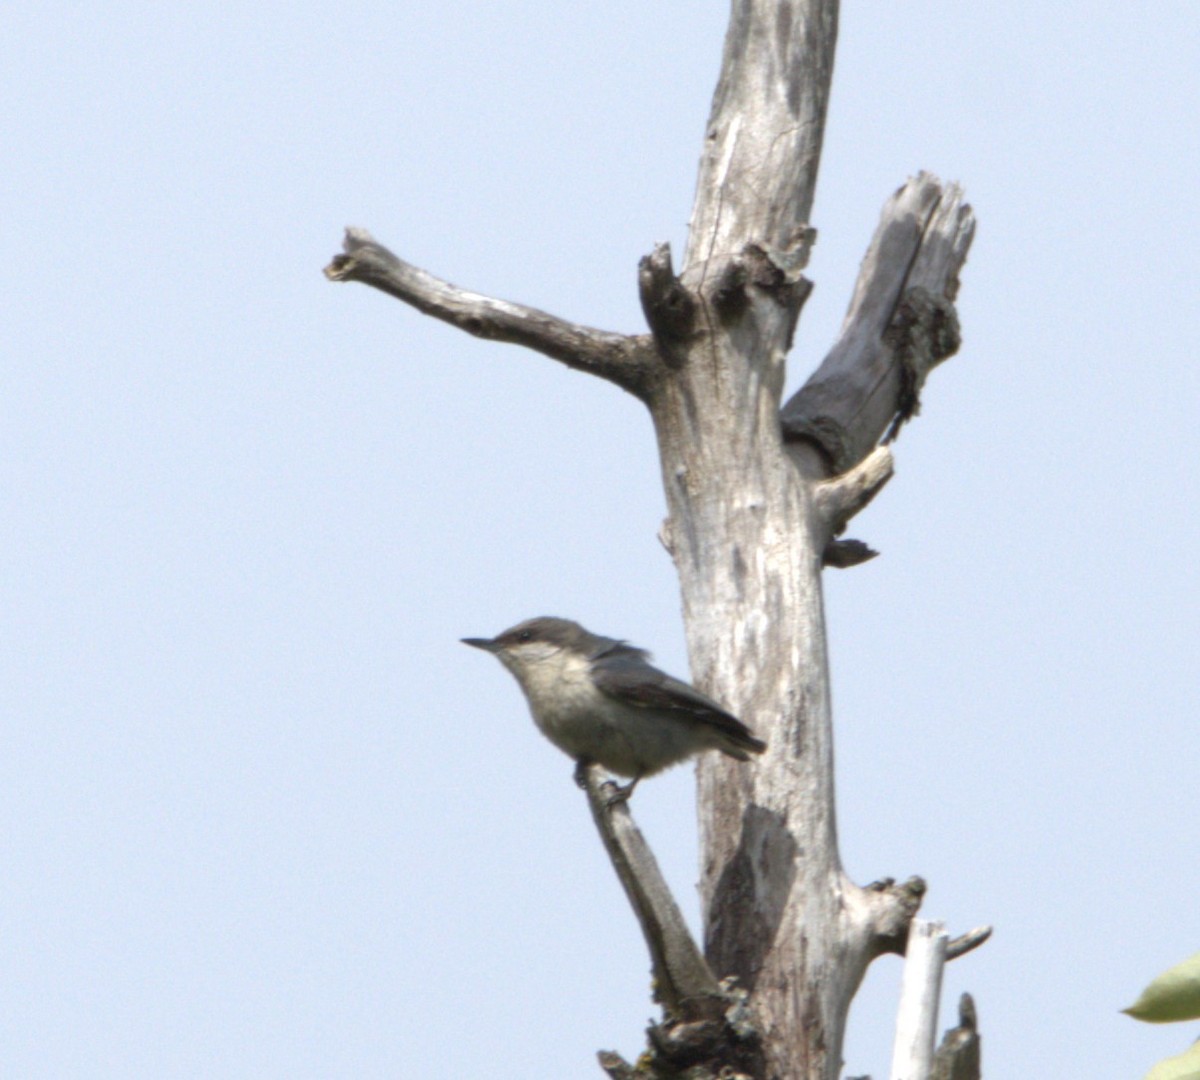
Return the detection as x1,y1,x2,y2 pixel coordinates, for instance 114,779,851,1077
813,445,894,535
890,919,949,1080
781,173,975,472
946,925,992,961
578,766,726,1021
823,537,879,569
324,228,657,399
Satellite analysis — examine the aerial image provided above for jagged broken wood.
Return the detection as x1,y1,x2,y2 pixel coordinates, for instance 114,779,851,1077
782,173,974,472
932,995,982,1080
638,242,697,357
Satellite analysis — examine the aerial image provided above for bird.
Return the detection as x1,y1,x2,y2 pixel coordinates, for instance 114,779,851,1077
462,616,766,801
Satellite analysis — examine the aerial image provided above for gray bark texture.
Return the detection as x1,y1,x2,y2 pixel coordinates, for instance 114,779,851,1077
326,2,984,1078
932,996,982,1080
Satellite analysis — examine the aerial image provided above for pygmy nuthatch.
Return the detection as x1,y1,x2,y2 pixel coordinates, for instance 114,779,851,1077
462,616,766,800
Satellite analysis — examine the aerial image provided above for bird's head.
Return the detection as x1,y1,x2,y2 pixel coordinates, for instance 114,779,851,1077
461,616,591,678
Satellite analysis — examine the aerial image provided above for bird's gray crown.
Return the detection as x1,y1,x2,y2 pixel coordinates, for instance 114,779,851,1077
495,616,591,650
485,616,646,661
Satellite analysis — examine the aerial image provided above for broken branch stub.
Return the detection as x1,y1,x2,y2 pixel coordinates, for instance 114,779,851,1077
780,174,975,474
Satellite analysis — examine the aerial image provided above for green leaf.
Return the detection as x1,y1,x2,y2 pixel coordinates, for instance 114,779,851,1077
1144,1038,1200,1080
1126,954,1200,1024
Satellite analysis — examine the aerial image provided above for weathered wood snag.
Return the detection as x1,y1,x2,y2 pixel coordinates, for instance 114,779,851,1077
326,3,987,1077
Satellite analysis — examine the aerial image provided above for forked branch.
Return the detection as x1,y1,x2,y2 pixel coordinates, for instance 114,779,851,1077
324,228,657,399
888,924,989,1080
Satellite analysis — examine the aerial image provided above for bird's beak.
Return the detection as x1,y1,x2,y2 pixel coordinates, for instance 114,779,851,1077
461,637,500,652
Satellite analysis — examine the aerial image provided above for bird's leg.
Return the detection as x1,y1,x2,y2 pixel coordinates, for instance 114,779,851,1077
603,774,640,809
574,760,640,808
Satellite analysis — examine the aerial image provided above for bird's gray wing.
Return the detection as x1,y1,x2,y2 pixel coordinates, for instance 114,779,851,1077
590,648,765,756
591,650,728,715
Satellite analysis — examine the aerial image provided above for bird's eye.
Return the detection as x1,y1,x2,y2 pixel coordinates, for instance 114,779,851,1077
517,629,533,643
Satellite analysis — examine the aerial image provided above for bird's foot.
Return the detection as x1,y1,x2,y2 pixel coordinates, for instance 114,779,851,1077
603,777,639,809
574,761,639,808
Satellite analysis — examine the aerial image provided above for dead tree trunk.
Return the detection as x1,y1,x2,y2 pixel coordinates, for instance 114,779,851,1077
326,3,986,1077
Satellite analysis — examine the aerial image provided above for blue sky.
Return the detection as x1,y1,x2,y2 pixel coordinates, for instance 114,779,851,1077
3,3,1198,1077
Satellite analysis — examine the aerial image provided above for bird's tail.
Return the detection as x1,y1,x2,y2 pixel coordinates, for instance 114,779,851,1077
713,718,767,761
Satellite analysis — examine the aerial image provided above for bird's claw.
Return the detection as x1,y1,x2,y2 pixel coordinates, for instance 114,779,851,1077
574,761,639,809
603,778,638,809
